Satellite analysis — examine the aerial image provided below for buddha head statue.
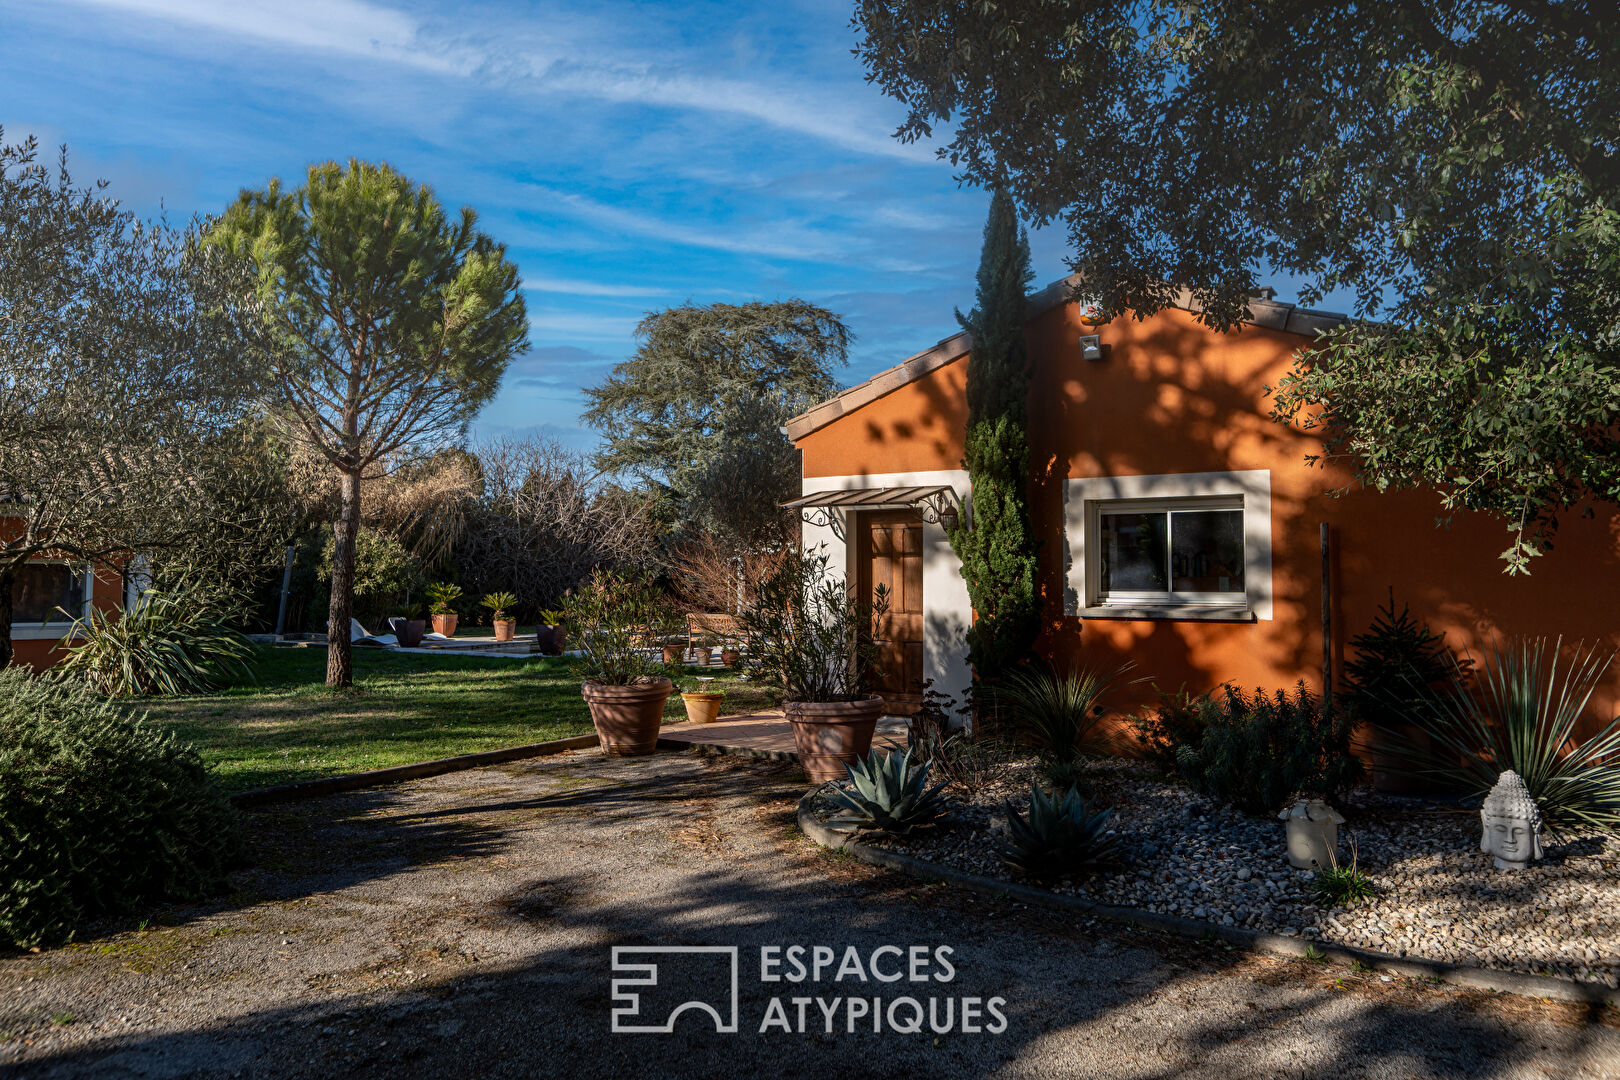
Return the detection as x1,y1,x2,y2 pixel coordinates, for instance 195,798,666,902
1479,770,1544,870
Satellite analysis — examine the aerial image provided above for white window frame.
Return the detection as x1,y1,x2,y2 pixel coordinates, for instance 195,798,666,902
10,560,94,640
1064,470,1273,622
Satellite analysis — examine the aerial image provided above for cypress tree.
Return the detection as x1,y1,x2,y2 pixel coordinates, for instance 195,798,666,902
949,188,1041,690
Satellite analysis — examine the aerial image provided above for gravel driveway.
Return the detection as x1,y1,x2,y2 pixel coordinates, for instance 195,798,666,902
2,750,1617,1079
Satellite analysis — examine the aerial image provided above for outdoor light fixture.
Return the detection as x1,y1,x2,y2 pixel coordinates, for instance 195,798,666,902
1079,333,1103,361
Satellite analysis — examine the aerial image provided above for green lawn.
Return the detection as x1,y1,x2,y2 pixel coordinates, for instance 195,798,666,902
137,645,779,794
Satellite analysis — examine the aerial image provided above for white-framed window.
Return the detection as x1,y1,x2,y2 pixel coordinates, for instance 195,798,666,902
1064,470,1272,621
10,560,92,635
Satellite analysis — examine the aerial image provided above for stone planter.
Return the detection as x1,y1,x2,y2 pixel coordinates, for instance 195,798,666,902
534,624,567,656
719,648,741,667
493,618,516,643
693,647,713,667
430,613,459,637
785,696,886,782
681,691,724,724
582,678,674,756
662,644,684,665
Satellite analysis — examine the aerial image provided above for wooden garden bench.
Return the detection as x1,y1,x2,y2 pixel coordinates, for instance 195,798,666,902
685,612,743,649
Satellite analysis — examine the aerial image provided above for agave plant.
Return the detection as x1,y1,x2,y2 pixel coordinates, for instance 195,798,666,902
826,748,949,835
998,783,1121,883
1377,637,1620,832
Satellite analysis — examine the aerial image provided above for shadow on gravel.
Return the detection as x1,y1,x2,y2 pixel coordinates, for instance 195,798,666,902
12,756,1618,1080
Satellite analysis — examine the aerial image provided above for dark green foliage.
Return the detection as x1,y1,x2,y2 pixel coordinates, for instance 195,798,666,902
1176,683,1362,816
998,783,1120,883
828,747,949,835
0,668,240,947
54,574,256,696
1312,839,1376,906
1342,589,1459,730
998,662,1133,766
949,189,1041,684
582,300,848,549
854,4,1620,571
1378,639,1620,831
1131,687,1212,769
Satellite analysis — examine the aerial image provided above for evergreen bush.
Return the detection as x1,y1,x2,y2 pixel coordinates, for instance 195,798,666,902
0,668,241,947
1175,683,1361,816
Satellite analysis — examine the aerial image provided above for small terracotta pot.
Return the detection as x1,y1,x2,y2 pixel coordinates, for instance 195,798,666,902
493,618,516,643
582,678,674,755
694,647,713,666
431,613,459,637
719,648,740,667
784,696,886,782
681,691,724,724
662,644,683,665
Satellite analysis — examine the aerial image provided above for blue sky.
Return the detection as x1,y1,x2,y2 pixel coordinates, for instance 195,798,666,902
4,0,1322,452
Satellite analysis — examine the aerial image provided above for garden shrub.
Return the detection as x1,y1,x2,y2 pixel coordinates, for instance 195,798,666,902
0,668,241,947
1175,683,1362,816
1131,686,1212,768
54,573,255,696
1341,588,1458,728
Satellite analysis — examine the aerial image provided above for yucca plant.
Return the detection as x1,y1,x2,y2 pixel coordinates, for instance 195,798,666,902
1377,638,1620,831
998,783,1121,883
53,575,255,696
997,661,1137,764
827,747,949,835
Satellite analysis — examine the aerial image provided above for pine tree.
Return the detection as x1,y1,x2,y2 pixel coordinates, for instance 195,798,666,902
949,189,1041,689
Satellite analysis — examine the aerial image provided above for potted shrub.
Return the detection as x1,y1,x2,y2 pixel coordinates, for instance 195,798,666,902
740,551,889,782
662,640,685,665
426,582,462,637
680,680,724,724
533,607,568,656
481,591,518,642
568,571,674,755
719,645,741,667
692,636,715,667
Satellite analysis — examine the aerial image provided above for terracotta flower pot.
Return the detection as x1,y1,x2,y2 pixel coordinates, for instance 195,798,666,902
662,644,683,665
431,613,459,637
720,648,740,667
582,678,674,756
784,696,886,782
694,647,713,666
493,618,516,643
681,691,724,725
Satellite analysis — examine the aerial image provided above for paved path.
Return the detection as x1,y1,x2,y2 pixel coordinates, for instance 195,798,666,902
658,711,910,756
2,751,1616,1079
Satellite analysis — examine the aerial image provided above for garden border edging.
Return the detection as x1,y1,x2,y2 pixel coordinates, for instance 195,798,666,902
796,790,1620,1008
230,734,601,807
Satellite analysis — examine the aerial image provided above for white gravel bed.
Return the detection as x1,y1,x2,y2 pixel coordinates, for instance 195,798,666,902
816,757,1620,988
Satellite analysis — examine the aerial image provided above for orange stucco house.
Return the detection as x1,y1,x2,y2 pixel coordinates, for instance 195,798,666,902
785,275,1620,726
3,516,129,669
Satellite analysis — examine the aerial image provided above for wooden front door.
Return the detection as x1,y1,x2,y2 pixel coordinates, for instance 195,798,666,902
857,511,925,712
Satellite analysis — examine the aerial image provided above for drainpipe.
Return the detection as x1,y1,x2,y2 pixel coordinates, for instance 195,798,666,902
1320,522,1333,707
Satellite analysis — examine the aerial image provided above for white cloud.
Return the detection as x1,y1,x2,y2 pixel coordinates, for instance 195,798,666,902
521,275,669,297
58,0,932,163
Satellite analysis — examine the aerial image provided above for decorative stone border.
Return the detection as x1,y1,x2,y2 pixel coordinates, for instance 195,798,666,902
796,789,1620,1008
230,734,601,807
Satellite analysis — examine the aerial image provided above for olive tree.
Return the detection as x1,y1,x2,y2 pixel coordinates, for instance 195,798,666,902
0,131,279,670
209,160,527,686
